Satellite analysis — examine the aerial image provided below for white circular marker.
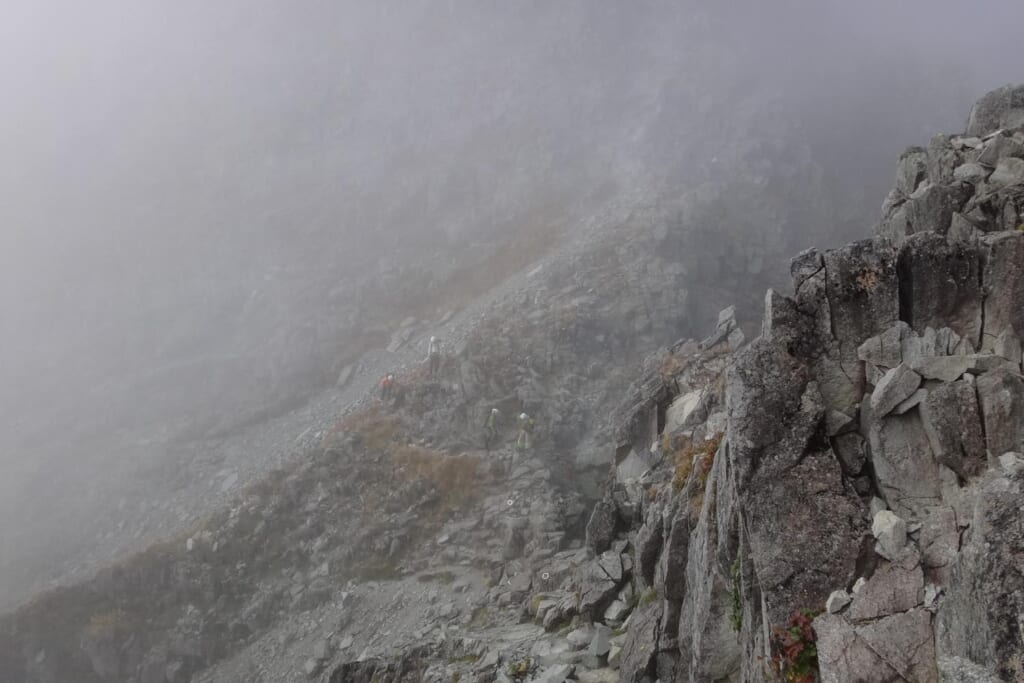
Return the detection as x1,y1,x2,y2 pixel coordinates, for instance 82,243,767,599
506,499,514,506
541,572,550,580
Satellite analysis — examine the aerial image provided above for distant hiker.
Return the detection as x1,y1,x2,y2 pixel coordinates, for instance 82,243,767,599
516,412,534,451
380,373,394,401
427,336,442,378
484,408,500,451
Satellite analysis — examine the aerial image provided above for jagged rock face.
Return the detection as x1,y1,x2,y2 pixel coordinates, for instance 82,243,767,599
618,602,662,683
572,84,1024,683
937,467,1024,678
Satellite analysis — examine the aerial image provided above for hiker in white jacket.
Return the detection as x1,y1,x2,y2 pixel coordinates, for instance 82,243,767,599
427,336,442,378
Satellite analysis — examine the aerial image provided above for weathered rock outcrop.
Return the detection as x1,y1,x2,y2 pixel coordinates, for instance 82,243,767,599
577,84,1024,683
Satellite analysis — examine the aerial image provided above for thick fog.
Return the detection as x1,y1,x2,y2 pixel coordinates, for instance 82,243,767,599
1,0,1022,607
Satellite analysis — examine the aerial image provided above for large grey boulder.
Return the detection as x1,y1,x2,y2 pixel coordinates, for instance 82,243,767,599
960,183,1022,234
977,133,1024,167
953,162,990,184
999,452,1024,473
913,355,974,382
880,201,911,243
904,182,957,238
791,242,897,415
633,506,663,588
981,233,1024,351
789,247,835,356
588,625,611,659
675,453,741,683
826,590,852,614
937,469,1024,679
585,497,619,555
988,157,1024,187
992,327,1022,366
826,408,857,435
617,602,661,683
817,609,938,683
603,599,630,626
946,212,983,243
762,288,810,353
892,388,926,415
976,369,1024,458
857,321,910,369
663,389,703,433
832,432,866,475
848,551,923,621
919,506,959,584
870,364,922,417
725,340,814,490
790,241,898,416
895,147,928,196
938,657,1003,683
901,326,973,368
567,626,595,650
896,233,983,348
616,449,652,483
866,404,942,519
658,500,692,602
920,380,986,476
872,509,908,561
965,84,1024,137
729,345,864,626
812,351,863,418
927,134,962,185
815,613,905,682
575,552,626,619
823,239,900,360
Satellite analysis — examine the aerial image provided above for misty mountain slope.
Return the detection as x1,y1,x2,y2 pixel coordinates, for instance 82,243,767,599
0,58,989,612
0,216,704,681
4,83,1024,683
4,3,1024,681
0,59,928,607
292,83,1024,683
0,194,649,610
4,3,1018,613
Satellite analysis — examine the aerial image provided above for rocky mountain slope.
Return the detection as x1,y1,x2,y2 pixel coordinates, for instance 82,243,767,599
5,0,1004,611
3,85,1023,683
305,85,1024,682
0,205,707,681
554,84,1024,682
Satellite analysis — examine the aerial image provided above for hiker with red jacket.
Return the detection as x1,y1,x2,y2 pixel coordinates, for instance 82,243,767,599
379,373,394,402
